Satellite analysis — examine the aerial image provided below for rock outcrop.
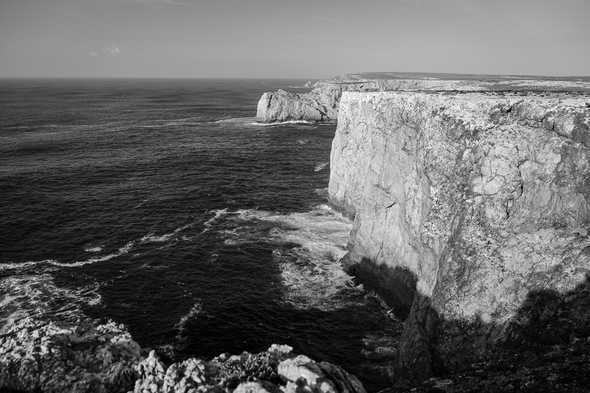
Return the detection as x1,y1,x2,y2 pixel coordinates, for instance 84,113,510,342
0,316,141,393
256,86,342,122
131,344,366,393
0,311,365,393
329,90,590,375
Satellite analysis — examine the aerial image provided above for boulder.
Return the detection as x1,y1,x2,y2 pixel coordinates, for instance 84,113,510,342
131,345,366,393
277,355,366,393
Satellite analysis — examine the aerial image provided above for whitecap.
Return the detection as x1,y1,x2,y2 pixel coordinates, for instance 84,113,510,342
250,120,316,127
134,199,149,209
201,208,228,232
48,241,135,268
84,246,103,253
314,162,329,172
0,259,58,271
174,302,203,338
140,233,174,243
0,220,197,272
140,222,195,244
0,241,135,271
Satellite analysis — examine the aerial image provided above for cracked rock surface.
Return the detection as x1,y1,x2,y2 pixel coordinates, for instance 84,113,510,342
329,91,590,323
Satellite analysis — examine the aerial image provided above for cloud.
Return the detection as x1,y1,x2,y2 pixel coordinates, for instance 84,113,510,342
105,46,121,56
88,45,121,58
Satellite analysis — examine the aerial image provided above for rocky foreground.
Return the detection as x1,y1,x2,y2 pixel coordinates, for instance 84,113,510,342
0,314,366,393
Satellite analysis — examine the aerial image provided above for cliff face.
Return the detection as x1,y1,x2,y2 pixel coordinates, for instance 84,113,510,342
329,91,590,324
256,85,342,122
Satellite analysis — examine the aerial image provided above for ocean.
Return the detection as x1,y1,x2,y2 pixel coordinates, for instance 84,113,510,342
0,79,400,390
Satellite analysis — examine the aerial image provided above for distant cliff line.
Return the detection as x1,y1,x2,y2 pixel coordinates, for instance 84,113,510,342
256,73,590,123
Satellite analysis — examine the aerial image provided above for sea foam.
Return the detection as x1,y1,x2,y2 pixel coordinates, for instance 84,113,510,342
0,274,101,332
1,220,201,272
216,204,357,310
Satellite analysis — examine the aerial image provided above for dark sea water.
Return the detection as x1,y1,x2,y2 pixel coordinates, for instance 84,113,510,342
0,79,399,390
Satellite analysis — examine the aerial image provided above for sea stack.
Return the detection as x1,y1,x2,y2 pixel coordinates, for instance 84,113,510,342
256,85,342,122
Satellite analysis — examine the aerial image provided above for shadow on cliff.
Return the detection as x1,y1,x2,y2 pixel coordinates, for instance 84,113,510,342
344,258,590,391
344,258,417,319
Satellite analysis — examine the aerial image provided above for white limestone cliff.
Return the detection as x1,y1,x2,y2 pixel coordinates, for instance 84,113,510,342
329,91,590,323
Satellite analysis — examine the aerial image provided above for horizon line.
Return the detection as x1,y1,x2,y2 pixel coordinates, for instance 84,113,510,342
1,71,589,81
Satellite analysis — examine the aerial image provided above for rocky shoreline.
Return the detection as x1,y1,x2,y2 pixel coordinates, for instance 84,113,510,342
0,313,366,393
3,74,590,393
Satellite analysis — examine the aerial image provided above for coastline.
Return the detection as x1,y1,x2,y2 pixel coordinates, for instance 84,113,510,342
2,73,590,392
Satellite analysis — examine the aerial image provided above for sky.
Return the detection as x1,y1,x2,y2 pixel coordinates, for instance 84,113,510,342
0,0,588,78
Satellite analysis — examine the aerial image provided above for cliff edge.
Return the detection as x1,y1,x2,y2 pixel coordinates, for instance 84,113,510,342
329,90,590,380
256,74,590,123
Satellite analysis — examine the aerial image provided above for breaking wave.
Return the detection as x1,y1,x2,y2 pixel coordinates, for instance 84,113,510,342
0,274,101,332
314,162,329,172
210,117,326,129
251,120,316,126
0,220,199,272
175,302,203,339
0,241,136,272
84,246,103,253
217,204,357,310
202,208,229,232
140,222,195,243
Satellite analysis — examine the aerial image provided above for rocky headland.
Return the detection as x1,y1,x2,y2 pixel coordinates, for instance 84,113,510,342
327,87,590,390
3,75,590,393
